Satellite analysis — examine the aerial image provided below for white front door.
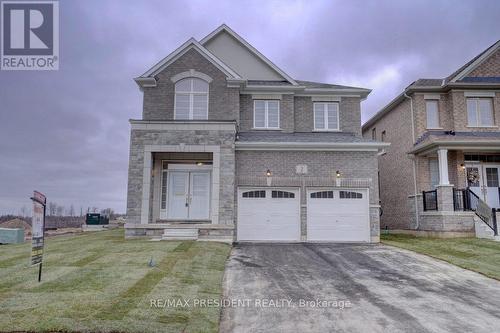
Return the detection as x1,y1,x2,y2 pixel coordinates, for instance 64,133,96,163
466,165,483,200
484,165,500,208
189,172,211,219
167,172,189,219
466,164,500,208
167,171,210,219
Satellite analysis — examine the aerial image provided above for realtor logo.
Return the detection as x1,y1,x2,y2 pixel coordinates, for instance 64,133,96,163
1,0,59,70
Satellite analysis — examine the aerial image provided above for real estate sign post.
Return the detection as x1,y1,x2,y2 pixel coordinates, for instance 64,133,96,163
31,191,46,282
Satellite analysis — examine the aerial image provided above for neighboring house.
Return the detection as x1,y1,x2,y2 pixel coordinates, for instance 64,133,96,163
362,40,500,238
126,24,388,242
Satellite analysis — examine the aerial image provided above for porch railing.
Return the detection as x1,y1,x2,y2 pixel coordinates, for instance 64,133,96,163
454,188,498,236
453,188,468,211
422,190,438,211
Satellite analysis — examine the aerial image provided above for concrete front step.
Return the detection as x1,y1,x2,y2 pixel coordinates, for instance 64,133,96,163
474,218,498,240
162,228,198,240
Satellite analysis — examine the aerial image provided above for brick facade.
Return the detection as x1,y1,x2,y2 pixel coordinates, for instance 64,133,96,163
235,150,380,240
363,45,500,233
142,48,240,121
127,36,380,242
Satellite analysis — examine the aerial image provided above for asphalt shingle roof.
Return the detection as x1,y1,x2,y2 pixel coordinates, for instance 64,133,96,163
295,80,367,90
408,40,500,88
415,130,500,146
246,79,368,90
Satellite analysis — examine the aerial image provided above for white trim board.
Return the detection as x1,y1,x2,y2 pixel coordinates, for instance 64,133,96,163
138,38,240,80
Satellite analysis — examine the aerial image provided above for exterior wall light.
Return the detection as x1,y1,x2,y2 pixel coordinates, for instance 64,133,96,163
196,162,204,166
336,170,341,178
266,169,272,186
460,164,465,170
266,169,272,177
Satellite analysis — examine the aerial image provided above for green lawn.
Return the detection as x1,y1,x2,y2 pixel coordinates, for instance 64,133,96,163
0,229,231,333
381,234,500,280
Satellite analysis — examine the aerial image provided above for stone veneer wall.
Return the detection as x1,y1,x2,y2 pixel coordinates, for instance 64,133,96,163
126,128,236,225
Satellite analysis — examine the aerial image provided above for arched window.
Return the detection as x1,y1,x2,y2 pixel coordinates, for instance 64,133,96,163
174,78,209,120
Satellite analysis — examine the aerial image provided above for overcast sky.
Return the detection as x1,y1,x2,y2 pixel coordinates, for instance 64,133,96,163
1,0,499,215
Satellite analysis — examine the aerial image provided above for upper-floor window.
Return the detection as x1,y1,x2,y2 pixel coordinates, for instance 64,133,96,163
314,102,339,131
467,98,494,127
371,128,376,140
174,78,209,120
425,100,440,129
381,130,386,142
254,100,280,129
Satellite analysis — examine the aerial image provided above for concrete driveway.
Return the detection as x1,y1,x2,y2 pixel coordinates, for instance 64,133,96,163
220,243,500,333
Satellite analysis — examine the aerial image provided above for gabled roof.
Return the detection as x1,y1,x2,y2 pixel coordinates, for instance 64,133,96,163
134,38,241,87
134,24,371,95
446,39,500,83
362,39,500,130
200,24,298,85
296,80,369,91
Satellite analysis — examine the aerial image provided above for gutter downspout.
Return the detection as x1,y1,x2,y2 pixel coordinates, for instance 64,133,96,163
404,91,420,230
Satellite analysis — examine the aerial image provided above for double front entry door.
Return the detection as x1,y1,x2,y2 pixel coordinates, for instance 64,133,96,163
466,164,500,208
163,171,211,220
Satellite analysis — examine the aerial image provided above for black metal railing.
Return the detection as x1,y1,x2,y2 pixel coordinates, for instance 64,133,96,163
454,188,498,236
422,190,438,211
453,188,467,211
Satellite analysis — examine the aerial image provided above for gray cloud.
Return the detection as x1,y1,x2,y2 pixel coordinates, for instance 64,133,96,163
1,0,499,214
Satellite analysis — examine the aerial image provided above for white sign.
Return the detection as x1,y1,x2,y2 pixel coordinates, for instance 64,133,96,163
31,190,46,266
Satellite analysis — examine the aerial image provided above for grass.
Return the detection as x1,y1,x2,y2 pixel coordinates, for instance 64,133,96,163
381,233,500,280
0,229,231,333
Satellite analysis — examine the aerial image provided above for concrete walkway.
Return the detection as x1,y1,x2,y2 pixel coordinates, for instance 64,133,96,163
220,243,500,333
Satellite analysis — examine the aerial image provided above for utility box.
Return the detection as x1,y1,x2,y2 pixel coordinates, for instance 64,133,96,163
0,228,25,244
86,213,109,225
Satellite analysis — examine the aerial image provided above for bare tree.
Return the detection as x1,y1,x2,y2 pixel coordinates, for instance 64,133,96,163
20,205,27,217
56,205,64,216
80,206,83,217
100,208,114,217
48,202,57,216
69,205,75,217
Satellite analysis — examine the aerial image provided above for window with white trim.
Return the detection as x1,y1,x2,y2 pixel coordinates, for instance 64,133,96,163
314,102,339,130
254,100,280,129
467,98,494,127
271,190,295,198
310,191,334,199
425,100,440,128
242,190,266,198
174,78,209,120
339,191,363,199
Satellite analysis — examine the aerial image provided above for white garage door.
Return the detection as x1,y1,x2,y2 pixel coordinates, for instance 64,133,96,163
237,188,300,241
307,188,370,242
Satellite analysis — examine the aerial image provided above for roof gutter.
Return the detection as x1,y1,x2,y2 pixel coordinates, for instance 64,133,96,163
403,90,420,230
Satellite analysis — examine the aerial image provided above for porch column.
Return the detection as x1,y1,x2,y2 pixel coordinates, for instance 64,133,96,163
437,149,449,185
140,148,152,224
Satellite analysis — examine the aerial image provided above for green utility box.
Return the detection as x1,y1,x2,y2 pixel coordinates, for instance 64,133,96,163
86,213,109,225
0,228,25,244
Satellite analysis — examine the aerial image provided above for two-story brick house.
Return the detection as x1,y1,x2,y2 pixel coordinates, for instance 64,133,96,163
362,40,500,238
126,24,388,242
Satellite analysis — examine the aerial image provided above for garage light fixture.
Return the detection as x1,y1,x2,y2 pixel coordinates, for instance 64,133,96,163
266,169,272,177
196,162,204,166
336,170,341,178
460,164,465,170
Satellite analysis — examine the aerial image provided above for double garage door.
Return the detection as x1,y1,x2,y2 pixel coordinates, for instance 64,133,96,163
237,187,370,242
